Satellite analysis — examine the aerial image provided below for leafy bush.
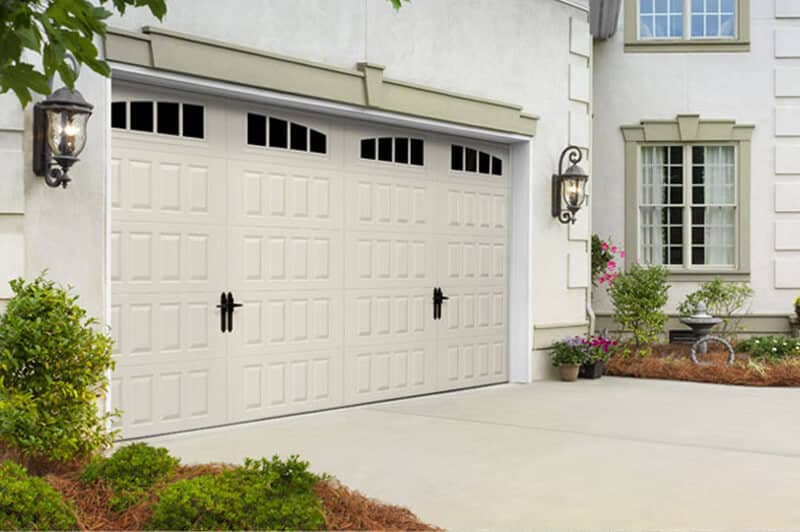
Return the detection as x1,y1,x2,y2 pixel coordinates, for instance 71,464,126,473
81,443,179,512
678,277,753,340
146,455,325,531
736,336,800,363
0,461,78,530
609,264,670,352
0,275,116,465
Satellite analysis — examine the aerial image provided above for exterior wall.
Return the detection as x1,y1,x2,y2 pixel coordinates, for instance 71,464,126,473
0,0,592,381
593,0,798,329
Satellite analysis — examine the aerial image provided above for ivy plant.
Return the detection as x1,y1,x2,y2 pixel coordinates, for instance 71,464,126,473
0,0,166,107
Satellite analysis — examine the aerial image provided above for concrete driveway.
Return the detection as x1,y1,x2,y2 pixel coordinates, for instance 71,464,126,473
145,377,800,530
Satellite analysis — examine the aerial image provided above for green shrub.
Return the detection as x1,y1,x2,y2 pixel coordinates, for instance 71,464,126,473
609,264,670,352
0,275,117,465
736,336,800,363
550,337,589,367
146,455,325,531
81,443,179,512
678,277,753,340
0,461,78,530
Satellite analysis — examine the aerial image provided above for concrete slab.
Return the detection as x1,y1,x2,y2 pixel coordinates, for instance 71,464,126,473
144,377,800,530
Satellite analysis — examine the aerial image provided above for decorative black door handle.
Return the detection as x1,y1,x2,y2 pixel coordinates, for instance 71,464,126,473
215,292,227,332
433,287,449,320
226,292,243,332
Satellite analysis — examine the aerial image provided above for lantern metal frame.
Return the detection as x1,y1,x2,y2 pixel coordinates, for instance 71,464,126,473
551,145,589,225
32,85,93,189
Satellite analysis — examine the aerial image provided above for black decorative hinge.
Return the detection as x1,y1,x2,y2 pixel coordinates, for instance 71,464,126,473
433,287,449,320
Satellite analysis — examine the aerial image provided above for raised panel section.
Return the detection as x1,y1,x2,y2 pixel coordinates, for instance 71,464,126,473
229,228,342,290
776,221,800,250
776,29,800,58
346,234,434,288
439,238,506,281
776,68,800,97
228,351,342,422
776,183,800,212
570,17,591,57
439,287,507,339
228,161,341,229
343,344,435,404
345,289,432,345
775,259,800,288
437,338,507,392
776,107,800,137
569,64,590,104
346,176,435,232
776,0,800,17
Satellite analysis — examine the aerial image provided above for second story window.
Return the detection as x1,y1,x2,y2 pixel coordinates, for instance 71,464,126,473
626,0,748,52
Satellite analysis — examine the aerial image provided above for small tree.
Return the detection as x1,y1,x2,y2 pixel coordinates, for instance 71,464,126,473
677,277,753,341
609,264,670,353
0,274,116,468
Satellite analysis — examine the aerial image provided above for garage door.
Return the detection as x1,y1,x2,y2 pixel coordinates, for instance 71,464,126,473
110,83,508,438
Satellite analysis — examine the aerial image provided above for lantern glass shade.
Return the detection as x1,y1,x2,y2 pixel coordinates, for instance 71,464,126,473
46,108,89,158
560,166,588,212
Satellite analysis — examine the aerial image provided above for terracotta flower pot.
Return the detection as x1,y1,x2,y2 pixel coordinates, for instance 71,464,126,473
559,364,580,382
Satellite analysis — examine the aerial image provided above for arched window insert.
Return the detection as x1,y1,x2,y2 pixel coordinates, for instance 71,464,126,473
360,137,424,166
450,144,503,176
246,112,327,154
111,100,205,139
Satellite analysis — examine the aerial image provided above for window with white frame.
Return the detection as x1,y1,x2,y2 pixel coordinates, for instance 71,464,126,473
640,145,737,269
638,0,737,40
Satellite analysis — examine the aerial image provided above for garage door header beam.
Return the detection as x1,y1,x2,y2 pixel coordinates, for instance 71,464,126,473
104,27,538,138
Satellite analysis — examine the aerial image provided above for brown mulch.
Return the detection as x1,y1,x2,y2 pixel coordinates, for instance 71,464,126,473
315,479,440,531
606,343,800,387
43,464,437,531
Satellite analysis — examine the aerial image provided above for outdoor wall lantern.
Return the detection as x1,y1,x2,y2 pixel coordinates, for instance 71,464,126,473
33,85,93,188
552,145,589,225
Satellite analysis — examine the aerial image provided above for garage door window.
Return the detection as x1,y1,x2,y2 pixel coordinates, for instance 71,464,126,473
112,100,205,139
360,137,424,166
246,113,327,154
451,145,503,176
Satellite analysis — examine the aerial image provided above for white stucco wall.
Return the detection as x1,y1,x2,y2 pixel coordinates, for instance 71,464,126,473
593,1,798,322
0,0,592,380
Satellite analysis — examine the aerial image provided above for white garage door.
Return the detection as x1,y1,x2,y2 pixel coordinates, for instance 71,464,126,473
110,83,509,438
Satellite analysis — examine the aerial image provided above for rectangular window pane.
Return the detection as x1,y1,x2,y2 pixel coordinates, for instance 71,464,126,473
290,123,307,151
642,0,682,38
269,118,288,148
640,0,654,13
691,0,736,38
182,104,204,139
465,148,477,172
378,137,393,161
641,146,685,267
309,129,326,154
130,101,153,132
451,145,463,171
690,145,736,266
361,138,376,160
247,113,267,146
479,152,491,174
410,139,424,166
157,102,180,136
691,207,735,266
111,102,126,129
395,137,409,164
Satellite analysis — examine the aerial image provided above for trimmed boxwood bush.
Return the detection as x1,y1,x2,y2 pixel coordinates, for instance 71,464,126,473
146,455,325,531
0,275,116,466
0,461,77,530
81,443,179,511
736,336,800,362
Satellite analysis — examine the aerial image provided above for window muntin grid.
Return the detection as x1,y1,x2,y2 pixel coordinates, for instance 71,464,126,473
639,144,737,270
691,0,736,38
639,0,684,39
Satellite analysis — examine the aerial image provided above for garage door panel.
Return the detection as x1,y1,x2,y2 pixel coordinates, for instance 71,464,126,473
344,288,434,346
438,236,507,284
112,222,226,293
438,183,508,237
228,160,342,230
112,148,226,225
229,227,343,291
111,357,227,439
345,233,435,289
438,286,506,339
228,351,343,422
228,290,343,356
343,343,436,404
112,292,225,367
345,174,436,233
438,337,507,391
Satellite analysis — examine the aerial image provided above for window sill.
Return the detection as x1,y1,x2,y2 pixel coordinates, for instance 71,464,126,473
665,270,751,282
624,39,750,53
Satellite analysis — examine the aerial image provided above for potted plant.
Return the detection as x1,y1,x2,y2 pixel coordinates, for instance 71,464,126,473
550,337,588,382
579,335,617,379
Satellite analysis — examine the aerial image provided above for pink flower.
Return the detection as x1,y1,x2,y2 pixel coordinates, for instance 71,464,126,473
611,246,617,254
601,242,609,252
620,250,626,258
598,276,605,284
607,261,616,270
604,273,613,282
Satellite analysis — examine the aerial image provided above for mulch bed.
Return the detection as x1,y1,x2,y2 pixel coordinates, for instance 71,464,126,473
43,463,438,531
605,343,800,387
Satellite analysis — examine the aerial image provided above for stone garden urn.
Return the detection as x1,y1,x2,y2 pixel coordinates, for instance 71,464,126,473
680,302,721,354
